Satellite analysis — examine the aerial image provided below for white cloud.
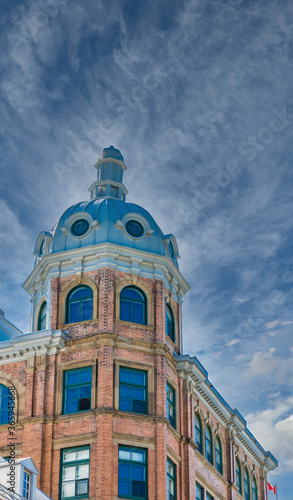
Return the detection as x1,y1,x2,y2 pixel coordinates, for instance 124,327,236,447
246,397,293,473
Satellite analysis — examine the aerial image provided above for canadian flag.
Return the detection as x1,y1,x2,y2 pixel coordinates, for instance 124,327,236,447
268,483,276,494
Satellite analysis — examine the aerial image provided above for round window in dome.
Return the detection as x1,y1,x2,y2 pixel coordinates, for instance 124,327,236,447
125,220,144,238
71,219,90,237
168,241,175,259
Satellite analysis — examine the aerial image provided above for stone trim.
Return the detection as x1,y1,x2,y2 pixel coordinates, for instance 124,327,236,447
53,432,97,450
112,433,156,449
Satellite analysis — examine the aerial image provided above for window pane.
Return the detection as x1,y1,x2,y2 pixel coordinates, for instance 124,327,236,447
132,451,145,462
133,388,145,401
65,402,78,414
76,480,88,495
121,289,142,300
133,303,144,324
132,465,144,481
118,480,131,496
120,386,132,398
119,464,130,479
66,388,79,400
69,302,80,323
71,288,92,300
63,451,76,463
120,301,131,321
132,372,146,386
120,368,132,384
76,449,90,461
82,300,93,321
133,400,145,413
119,449,131,461
119,399,132,411
63,466,76,481
132,481,145,497
66,372,79,386
78,398,90,411
80,368,92,384
62,482,75,498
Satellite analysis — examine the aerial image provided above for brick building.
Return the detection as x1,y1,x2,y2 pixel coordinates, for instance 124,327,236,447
0,146,277,500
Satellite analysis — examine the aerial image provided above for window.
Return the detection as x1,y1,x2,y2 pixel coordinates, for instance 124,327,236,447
119,367,147,414
22,471,30,500
206,494,214,500
244,468,250,500
215,437,223,474
166,304,175,342
167,383,176,428
205,426,213,464
120,287,147,325
252,478,257,500
236,459,242,494
194,413,203,454
66,286,93,324
37,301,47,331
0,385,11,425
111,186,119,198
118,446,147,499
60,447,90,500
196,483,203,500
167,459,176,500
63,367,92,414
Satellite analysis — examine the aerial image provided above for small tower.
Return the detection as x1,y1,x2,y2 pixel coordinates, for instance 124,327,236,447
88,145,128,201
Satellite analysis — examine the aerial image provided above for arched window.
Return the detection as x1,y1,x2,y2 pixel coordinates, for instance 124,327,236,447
0,385,11,425
205,425,213,464
215,437,223,474
244,468,250,500
194,413,203,454
120,287,147,325
166,304,175,342
66,286,93,324
252,477,257,500
236,459,242,494
37,301,47,331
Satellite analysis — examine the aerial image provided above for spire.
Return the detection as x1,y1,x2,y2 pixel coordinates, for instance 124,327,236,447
88,146,128,201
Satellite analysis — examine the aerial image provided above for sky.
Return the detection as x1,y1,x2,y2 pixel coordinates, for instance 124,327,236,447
0,0,292,497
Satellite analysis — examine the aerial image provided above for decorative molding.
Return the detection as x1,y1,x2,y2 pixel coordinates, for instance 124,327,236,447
0,330,68,364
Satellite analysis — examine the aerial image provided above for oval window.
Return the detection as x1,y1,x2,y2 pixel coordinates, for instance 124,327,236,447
125,220,144,238
71,219,90,237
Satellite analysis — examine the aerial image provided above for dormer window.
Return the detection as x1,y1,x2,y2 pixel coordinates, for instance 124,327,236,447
22,470,30,500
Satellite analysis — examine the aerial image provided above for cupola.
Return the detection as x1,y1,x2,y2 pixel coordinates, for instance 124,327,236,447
88,145,128,201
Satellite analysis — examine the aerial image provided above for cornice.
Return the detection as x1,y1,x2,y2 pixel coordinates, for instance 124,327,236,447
22,243,190,298
0,330,69,364
176,354,278,472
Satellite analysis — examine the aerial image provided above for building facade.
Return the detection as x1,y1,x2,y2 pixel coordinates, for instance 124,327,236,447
0,146,277,500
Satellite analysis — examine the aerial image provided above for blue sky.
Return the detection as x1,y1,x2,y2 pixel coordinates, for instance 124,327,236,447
1,0,293,497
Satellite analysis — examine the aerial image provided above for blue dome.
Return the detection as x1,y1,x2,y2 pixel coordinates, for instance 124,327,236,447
49,198,178,266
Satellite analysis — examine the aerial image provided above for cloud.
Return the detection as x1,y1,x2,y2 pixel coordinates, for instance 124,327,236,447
246,397,293,473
